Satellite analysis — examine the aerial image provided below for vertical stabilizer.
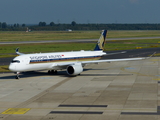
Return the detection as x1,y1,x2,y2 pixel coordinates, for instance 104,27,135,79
94,30,107,51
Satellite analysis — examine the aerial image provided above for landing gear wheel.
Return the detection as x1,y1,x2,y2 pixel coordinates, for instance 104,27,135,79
15,76,19,79
48,70,58,74
55,70,57,74
51,70,57,74
48,70,51,74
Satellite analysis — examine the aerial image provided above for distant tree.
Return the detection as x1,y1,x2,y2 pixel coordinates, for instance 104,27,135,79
2,22,7,28
71,21,76,26
42,22,46,26
50,22,55,26
14,24,17,27
39,22,43,26
17,23,19,27
22,24,26,27
0,22,1,28
39,22,46,26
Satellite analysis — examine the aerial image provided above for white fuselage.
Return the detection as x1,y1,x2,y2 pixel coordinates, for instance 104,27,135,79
9,50,106,72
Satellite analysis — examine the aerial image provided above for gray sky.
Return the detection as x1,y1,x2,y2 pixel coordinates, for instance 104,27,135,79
1,0,160,24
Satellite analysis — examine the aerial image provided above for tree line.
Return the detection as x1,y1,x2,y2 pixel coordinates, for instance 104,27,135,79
1,21,160,31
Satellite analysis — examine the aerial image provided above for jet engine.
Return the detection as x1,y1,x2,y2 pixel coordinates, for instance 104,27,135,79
66,63,83,76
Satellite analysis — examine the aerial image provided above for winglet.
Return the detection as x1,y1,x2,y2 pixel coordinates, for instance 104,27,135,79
146,52,156,59
16,48,24,55
94,30,107,51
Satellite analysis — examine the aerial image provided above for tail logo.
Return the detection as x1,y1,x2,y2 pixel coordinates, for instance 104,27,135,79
94,30,107,51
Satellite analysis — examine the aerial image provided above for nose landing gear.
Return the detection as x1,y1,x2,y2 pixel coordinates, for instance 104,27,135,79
15,72,20,79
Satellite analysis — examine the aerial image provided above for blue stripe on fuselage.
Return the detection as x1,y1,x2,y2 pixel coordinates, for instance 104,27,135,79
29,55,102,64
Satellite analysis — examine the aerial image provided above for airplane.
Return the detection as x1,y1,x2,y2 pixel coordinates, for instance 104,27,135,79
9,30,145,79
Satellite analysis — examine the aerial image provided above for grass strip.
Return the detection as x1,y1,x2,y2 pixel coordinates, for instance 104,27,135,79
0,65,9,72
1,38,160,55
0,30,160,42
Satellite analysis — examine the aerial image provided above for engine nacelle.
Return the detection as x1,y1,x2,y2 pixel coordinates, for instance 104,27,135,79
67,64,83,76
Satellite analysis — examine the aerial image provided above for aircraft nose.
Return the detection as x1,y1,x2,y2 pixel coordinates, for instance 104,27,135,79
9,64,16,72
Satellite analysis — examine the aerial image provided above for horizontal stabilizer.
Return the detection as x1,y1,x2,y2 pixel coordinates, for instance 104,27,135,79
16,48,25,55
105,51,126,56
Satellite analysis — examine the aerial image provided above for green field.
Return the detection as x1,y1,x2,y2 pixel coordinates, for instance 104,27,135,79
0,65,9,72
0,30,160,42
0,30,160,58
108,30,160,38
0,31,99,42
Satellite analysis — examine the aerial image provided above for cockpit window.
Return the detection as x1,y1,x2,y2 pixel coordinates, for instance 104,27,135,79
11,60,20,63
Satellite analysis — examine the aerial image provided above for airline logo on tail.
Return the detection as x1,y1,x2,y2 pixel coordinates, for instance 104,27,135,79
94,30,107,51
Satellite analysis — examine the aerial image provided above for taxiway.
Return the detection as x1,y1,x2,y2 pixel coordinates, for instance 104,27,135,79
0,56,160,120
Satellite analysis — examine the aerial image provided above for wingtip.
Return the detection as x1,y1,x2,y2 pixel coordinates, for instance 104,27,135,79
149,52,156,58
145,52,156,59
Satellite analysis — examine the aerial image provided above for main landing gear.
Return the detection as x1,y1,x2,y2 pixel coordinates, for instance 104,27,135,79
15,72,20,79
48,70,57,74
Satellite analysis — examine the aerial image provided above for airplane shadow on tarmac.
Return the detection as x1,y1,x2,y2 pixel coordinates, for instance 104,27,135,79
0,68,133,79
0,71,68,79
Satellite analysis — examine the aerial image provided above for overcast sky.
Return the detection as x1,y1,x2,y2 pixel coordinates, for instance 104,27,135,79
1,0,160,24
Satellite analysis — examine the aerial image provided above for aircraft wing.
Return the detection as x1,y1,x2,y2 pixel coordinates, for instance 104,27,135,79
81,57,145,64
53,62,77,67
53,57,145,68
53,52,155,68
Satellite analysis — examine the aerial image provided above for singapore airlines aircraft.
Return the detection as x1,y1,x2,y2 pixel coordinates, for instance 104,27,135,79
9,30,144,79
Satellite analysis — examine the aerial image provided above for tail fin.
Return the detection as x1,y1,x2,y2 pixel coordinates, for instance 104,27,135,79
94,30,107,51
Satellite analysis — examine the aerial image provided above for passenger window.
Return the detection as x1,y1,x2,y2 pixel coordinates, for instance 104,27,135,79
11,60,20,63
